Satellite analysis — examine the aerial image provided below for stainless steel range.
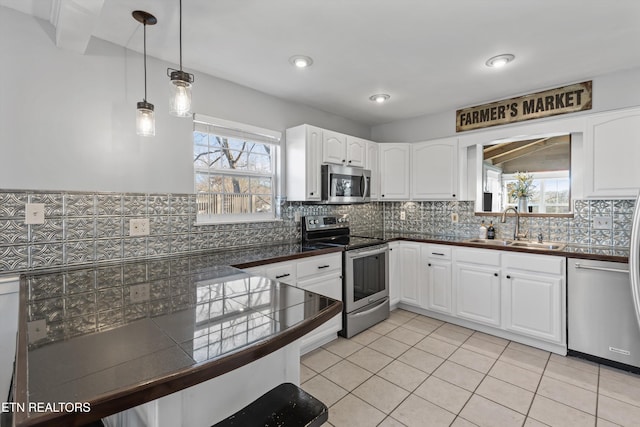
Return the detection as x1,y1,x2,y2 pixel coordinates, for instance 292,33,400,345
302,215,389,338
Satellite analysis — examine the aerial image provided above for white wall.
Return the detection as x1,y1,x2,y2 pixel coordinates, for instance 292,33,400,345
371,67,640,143
0,7,369,194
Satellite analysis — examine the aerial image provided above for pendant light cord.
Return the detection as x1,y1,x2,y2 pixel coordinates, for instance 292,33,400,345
143,20,148,102
179,0,183,71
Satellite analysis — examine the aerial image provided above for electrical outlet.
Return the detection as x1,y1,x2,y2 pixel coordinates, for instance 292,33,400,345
27,319,47,343
593,216,612,230
451,212,459,223
25,203,45,225
129,218,150,236
130,283,150,303
400,211,406,220
294,211,301,223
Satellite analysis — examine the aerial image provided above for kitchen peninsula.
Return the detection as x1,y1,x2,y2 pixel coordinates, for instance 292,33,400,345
12,250,342,427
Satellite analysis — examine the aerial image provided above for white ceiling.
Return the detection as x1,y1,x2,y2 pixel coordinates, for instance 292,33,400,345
4,0,640,126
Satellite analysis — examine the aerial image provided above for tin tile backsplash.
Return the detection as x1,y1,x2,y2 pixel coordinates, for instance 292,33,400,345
0,188,634,275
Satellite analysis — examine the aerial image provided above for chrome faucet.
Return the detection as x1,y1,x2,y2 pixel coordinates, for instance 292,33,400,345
501,207,528,240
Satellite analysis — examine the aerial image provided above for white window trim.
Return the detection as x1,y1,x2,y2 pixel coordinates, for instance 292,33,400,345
193,115,282,225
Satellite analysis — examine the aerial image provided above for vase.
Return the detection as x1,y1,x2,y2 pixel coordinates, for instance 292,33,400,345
518,198,528,213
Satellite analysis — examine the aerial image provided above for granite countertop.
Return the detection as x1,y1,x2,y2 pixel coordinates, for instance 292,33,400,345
14,260,342,427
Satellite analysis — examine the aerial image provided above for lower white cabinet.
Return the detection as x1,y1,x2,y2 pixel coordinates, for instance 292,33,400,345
422,245,452,314
503,253,565,344
398,242,422,307
388,242,401,308
242,253,343,355
454,248,501,327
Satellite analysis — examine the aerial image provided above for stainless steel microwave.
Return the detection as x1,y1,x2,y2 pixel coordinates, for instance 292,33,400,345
321,164,371,204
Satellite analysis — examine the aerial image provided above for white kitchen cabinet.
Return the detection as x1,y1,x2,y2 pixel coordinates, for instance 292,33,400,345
422,245,452,314
398,242,421,307
388,242,401,308
454,248,501,327
503,252,565,344
265,261,297,285
285,124,323,202
296,253,343,354
366,141,380,200
411,138,459,200
322,131,366,168
379,143,411,200
584,106,640,198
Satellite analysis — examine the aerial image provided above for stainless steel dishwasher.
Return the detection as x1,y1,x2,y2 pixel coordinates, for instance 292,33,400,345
568,258,640,370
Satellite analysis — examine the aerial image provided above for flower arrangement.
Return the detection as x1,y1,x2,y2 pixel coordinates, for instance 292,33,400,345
507,172,535,202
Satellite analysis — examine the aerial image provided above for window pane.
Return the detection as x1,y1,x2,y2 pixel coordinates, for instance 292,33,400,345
195,172,209,193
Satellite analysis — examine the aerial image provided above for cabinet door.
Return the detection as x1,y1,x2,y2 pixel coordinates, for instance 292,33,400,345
585,107,640,198
504,271,563,343
398,243,421,306
346,136,367,167
366,142,380,199
379,143,410,200
425,259,452,314
411,138,458,200
388,242,400,307
297,274,342,354
305,126,323,200
322,130,348,165
455,263,501,327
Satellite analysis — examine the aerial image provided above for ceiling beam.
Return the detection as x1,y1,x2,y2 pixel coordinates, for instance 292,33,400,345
51,0,104,54
487,137,571,166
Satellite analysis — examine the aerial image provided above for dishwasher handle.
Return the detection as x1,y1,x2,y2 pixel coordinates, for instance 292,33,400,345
574,262,629,274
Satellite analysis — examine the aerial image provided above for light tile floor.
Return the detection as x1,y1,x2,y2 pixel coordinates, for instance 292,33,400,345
300,309,640,427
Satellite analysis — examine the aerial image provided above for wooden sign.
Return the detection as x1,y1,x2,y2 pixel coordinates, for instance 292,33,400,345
456,81,592,132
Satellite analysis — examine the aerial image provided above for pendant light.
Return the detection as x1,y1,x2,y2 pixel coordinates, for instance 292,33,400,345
168,0,195,117
133,11,157,137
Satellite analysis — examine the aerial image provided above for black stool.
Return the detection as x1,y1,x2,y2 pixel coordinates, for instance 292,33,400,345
212,383,328,427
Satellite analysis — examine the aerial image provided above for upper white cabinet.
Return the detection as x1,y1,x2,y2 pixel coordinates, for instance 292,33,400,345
366,141,380,200
584,107,640,198
322,131,366,168
379,143,411,200
411,138,459,200
285,125,323,202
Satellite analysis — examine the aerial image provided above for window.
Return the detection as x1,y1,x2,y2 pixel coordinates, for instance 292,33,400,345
193,115,281,223
502,171,570,213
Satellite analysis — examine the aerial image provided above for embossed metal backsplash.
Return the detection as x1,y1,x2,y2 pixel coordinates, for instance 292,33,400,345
0,190,382,274
383,199,635,248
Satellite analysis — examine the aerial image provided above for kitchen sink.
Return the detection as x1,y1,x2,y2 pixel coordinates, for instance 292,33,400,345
463,238,566,251
509,241,566,250
465,238,512,246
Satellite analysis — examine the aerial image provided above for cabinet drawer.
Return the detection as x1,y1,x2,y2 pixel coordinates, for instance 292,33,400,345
297,254,342,279
425,245,452,260
455,248,500,266
265,263,297,283
503,253,565,275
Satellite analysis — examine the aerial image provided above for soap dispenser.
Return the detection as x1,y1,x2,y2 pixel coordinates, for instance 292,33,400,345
479,221,487,239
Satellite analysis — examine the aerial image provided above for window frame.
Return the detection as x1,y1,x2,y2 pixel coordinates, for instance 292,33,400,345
193,115,282,225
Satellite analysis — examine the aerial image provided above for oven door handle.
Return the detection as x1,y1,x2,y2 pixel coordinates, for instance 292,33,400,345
350,298,388,318
348,247,387,259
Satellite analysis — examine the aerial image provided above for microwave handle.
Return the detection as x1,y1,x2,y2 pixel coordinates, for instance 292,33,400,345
361,172,369,202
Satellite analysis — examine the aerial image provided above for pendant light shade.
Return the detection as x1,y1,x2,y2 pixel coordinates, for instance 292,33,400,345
168,0,195,117
132,10,157,137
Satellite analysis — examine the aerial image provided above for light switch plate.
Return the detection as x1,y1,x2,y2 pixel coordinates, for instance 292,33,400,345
27,319,47,343
451,212,459,223
400,211,406,220
25,203,45,225
129,218,150,236
593,216,612,230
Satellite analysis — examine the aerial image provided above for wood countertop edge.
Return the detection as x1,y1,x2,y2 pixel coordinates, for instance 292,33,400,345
13,296,343,427
385,237,629,263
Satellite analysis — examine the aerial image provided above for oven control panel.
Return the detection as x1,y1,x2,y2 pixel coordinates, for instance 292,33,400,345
303,215,349,231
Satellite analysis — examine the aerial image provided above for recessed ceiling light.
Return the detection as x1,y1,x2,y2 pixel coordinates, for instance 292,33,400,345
289,55,313,68
485,54,515,68
369,94,390,103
